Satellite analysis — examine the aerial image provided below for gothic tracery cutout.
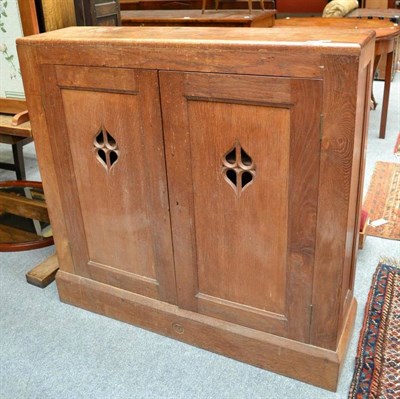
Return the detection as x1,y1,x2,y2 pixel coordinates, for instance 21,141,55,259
222,142,256,197
93,124,120,171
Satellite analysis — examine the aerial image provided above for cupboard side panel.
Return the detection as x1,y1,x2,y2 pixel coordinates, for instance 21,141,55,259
339,46,374,337
310,55,360,350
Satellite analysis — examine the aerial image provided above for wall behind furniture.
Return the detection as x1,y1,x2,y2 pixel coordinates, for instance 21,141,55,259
0,0,25,100
276,0,327,13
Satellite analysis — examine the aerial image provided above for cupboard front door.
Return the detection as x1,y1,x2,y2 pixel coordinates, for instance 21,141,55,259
41,66,177,304
160,72,322,341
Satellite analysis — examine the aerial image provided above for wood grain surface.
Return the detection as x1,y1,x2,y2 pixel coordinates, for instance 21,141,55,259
39,0,76,31
275,17,400,40
0,114,31,138
26,253,59,288
121,9,276,26
120,0,276,9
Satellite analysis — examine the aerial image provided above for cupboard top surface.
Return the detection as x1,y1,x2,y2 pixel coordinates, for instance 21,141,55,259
17,26,374,55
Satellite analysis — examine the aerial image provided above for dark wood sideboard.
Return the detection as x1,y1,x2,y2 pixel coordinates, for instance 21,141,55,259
17,26,374,391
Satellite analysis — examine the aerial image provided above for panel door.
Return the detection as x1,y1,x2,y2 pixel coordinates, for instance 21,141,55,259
160,72,322,341
41,65,176,304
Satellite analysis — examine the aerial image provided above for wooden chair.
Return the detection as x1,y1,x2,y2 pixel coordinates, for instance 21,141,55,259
0,100,33,180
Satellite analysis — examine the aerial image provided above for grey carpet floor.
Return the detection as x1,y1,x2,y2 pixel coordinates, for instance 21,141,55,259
0,75,399,399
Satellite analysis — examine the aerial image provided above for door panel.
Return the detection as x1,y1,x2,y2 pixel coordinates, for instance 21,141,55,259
160,72,322,341
41,65,176,303
190,101,290,316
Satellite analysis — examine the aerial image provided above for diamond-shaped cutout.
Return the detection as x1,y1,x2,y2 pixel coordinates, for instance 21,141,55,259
222,142,255,197
93,124,119,171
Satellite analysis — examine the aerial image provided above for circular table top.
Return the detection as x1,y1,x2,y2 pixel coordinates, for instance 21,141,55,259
274,17,400,40
0,181,54,252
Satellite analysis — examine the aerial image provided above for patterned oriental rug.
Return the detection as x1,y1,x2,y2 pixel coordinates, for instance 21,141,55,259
363,162,400,240
349,261,400,399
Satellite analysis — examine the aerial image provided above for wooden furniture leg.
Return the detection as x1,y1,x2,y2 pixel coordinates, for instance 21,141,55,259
379,50,394,139
371,54,381,110
26,253,59,288
0,107,33,180
202,0,220,13
246,0,266,13
0,136,32,180
12,141,26,180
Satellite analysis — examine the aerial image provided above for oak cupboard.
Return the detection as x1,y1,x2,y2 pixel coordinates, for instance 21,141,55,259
17,26,374,391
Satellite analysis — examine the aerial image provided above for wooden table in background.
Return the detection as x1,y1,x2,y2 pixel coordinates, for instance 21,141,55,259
275,17,400,139
120,0,276,10
347,8,400,22
0,103,33,180
346,8,400,80
121,9,276,26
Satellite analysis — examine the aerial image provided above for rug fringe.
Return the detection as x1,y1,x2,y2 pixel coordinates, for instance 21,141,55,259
379,256,400,268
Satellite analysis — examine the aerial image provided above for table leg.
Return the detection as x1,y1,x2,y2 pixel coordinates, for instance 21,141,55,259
379,51,394,139
371,54,381,110
11,141,26,180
